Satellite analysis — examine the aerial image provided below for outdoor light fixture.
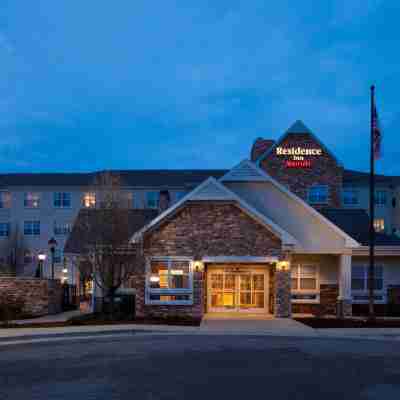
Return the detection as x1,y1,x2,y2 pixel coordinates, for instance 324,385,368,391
276,261,290,271
193,261,204,272
150,276,160,283
37,252,47,279
62,268,68,274
48,237,58,280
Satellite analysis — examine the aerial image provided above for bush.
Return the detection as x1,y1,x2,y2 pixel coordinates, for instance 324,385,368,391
0,296,25,327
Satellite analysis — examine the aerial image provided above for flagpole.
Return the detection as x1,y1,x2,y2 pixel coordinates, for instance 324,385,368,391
368,85,376,320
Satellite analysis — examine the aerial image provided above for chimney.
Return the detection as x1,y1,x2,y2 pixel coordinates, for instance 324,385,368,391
250,138,275,161
159,190,171,212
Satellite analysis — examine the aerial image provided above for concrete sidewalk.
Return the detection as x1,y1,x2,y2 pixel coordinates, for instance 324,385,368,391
12,309,90,325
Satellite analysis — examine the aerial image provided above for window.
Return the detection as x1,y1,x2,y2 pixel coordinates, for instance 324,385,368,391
82,192,96,208
374,218,385,233
308,186,328,204
23,250,34,265
0,191,11,209
54,192,71,208
342,188,358,205
146,192,159,209
375,190,387,206
24,192,40,208
291,264,319,303
53,249,62,264
54,221,72,236
146,258,193,304
24,221,40,236
351,265,384,302
0,223,10,237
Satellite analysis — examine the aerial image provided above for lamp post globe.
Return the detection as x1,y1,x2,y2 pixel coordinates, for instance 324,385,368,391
37,251,47,279
48,237,58,280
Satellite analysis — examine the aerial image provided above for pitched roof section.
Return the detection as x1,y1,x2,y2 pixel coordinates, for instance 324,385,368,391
220,160,272,183
64,209,158,254
227,160,360,248
255,120,341,166
343,169,400,186
320,208,400,246
0,169,227,188
131,177,298,246
286,120,313,134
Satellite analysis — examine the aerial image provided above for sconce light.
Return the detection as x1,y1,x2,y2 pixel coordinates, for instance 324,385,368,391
276,261,290,271
193,261,204,272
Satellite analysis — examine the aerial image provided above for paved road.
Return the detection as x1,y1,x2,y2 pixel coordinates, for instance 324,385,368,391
1,334,400,399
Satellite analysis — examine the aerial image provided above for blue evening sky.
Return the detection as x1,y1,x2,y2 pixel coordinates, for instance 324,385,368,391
1,1,399,174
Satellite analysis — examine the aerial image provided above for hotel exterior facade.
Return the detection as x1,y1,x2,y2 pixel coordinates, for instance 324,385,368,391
2,120,400,318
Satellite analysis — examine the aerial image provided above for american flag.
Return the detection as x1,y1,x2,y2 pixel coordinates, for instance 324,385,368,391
372,98,382,160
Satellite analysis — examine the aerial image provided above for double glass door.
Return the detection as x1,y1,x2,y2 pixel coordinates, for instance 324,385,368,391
208,270,266,313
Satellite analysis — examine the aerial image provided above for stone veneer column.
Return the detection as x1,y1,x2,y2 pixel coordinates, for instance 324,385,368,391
274,260,292,318
337,254,352,318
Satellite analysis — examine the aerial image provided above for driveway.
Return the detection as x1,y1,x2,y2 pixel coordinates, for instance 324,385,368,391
200,313,315,335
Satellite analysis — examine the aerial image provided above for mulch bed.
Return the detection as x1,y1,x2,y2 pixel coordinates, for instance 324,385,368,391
1,315,201,329
295,317,400,329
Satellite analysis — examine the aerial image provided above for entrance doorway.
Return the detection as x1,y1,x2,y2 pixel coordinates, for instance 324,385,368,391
207,266,268,313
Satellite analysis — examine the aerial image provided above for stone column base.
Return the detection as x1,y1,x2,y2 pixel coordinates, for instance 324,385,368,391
337,299,352,318
274,269,292,318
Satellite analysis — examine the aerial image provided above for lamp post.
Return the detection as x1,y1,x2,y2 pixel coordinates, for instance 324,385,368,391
48,237,58,280
37,252,47,279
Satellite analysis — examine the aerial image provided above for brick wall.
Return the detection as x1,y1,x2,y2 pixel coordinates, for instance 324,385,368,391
133,201,282,319
0,277,63,317
260,133,343,208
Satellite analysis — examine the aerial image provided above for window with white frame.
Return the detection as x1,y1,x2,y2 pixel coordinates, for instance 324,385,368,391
351,265,384,302
0,223,10,237
146,258,193,304
308,186,328,205
24,192,40,208
342,188,358,205
24,220,40,236
291,264,320,302
0,191,11,209
374,218,385,233
54,221,72,236
146,192,159,209
375,190,387,206
54,192,71,208
82,192,96,208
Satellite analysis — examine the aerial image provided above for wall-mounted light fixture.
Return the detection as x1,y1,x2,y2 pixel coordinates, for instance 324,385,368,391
193,261,204,272
276,260,290,271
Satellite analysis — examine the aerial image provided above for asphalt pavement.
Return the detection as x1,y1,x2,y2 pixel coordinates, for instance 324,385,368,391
1,334,400,399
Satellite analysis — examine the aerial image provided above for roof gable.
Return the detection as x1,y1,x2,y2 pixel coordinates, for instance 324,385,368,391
256,120,341,166
131,177,297,246
220,160,272,183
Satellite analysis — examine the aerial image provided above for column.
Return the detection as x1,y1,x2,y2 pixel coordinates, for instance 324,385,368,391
274,260,292,318
337,254,352,318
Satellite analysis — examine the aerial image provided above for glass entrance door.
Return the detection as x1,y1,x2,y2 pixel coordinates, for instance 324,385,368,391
208,269,267,313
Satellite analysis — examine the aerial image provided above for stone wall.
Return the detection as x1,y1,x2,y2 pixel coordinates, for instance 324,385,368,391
133,201,282,319
0,277,63,317
260,133,343,208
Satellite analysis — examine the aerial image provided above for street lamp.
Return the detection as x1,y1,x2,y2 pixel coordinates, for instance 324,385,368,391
48,237,58,280
37,252,47,279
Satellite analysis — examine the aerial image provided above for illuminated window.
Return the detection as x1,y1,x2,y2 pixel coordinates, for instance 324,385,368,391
146,192,159,209
351,265,384,302
24,192,40,208
342,188,358,205
24,221,40,236
54,192,71,208
0,191,11,209
375,190,387,205
0,223,10,237
83,192,96,208
308,186,328,204
54,221,72,236
291,264,319,303
146,258,193,304
374,218,385,232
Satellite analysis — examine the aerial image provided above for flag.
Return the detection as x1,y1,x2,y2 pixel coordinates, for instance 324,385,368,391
372,99,382,160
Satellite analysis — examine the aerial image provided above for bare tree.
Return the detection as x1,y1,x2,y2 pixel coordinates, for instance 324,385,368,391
77,172,142,317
